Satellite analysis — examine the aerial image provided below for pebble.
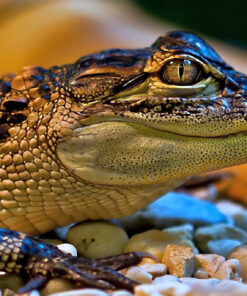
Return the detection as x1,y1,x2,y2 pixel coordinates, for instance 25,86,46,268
41,279,74,296
180,277,220,289
57,243,77,256
229,245,247,281
111,291,133,296
194,254,225,279
194,223,247,257
2,290,16,296
49,288,109,296
117,192,227,231
162,244,194,277
55,224,73,240
125,266,152,284
153,275,181,284
162,223,194,240
29,291,40,296
3,189,247,296
66,221,129,259
139,263,167,278
216,200,245,218
180,278,247,295
124,226,196,261
124,229,174,260
206,239,242,258
190,292,246,296
214,259,241,280
180,277,247,294
0,274,23,292
135,281,191,296
233,211,247,231
162,223,198,254
216,279,247,291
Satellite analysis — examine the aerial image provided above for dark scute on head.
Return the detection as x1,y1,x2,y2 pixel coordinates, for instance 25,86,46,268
76,49,152,71
153,31,231,69
3,97,29,111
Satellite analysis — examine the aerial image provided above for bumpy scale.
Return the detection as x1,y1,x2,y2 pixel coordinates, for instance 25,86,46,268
0,31,247,292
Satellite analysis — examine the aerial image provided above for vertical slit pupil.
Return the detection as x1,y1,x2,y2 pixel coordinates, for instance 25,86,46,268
179,61,184,79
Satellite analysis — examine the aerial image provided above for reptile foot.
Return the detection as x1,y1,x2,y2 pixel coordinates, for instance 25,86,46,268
0,228,151,292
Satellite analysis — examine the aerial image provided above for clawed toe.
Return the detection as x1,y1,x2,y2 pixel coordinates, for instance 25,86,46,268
20,255,140,292
92,251,158,270
0,229,153,293
19,275,48,293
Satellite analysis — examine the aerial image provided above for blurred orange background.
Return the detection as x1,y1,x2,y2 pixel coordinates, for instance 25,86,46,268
0,0,247,75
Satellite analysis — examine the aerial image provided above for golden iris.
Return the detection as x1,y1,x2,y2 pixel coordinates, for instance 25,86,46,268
163,59,200,85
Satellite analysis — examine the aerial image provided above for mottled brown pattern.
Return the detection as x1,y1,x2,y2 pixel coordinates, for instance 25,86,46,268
0,64,163,234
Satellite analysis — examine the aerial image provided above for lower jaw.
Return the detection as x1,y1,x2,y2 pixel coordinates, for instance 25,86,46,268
59,120,247,188
80,111,247,138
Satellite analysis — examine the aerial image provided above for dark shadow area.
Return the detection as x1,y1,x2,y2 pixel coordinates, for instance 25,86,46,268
134,0,247,49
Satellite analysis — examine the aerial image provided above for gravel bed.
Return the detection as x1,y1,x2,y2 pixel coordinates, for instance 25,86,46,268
2,192,247,295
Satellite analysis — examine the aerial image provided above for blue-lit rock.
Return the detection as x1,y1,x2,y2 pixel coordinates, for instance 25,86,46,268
116,192,227,231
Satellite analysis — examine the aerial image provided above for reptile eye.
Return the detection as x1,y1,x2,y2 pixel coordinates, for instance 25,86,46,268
162,59,201,85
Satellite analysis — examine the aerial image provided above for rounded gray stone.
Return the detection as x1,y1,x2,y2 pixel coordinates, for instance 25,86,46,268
206,239,242,258
194,223,247,256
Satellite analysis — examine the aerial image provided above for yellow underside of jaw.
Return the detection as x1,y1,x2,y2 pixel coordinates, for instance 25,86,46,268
58,121,247,189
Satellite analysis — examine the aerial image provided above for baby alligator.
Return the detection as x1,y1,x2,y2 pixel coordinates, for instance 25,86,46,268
0,31,247,292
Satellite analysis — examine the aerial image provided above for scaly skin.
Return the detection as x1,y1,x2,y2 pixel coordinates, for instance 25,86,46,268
0,31,247,291
0,228,154,292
